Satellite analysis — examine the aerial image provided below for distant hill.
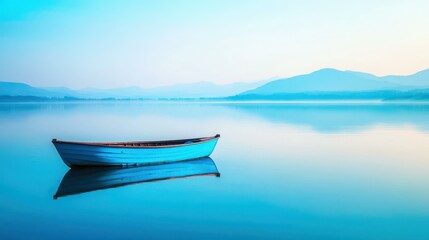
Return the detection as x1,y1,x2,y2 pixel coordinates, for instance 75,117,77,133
0,82,62,97
0,80,269,99
380,69,429,87
140,81,269,98
240,69,410,96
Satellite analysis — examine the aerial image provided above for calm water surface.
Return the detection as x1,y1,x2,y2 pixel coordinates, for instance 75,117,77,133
1,101,429,239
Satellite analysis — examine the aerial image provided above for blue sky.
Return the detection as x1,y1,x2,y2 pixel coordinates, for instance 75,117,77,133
1,0,428,88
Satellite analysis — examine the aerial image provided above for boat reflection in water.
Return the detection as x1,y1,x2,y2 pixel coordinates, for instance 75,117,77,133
54,157,220,199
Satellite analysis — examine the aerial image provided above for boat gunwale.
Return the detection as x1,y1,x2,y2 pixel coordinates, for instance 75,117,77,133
52,134,220,149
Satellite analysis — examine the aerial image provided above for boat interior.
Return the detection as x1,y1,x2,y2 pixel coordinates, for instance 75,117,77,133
107,138,204,147
52,134,220,148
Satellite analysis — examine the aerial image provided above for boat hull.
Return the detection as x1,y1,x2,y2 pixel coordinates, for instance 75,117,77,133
53,136,219,167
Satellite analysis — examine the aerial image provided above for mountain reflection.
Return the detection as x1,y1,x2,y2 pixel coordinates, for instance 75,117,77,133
224,103,429,132
3,102,429,133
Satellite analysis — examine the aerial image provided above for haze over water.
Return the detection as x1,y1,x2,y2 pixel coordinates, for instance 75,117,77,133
1,101,429,239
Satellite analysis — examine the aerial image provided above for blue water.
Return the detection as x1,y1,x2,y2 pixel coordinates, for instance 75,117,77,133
1,101,429,239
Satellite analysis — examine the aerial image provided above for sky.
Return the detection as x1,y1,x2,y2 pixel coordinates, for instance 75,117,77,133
0,0,429,89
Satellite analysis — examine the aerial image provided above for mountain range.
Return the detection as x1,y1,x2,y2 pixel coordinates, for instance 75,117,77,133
1,68,429,100
0,80,269,99
240,68,429,96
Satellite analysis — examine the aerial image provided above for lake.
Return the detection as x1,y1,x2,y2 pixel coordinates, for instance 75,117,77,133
1,101,429,239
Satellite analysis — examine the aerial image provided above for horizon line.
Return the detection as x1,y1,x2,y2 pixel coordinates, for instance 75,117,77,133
1,66,428,90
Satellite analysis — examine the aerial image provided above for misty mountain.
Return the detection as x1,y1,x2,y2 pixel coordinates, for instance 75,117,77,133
0,80,269,99
140,81,269,98
0,82,64,97
240,68,409,96
3,68,429,100
380,69,429,87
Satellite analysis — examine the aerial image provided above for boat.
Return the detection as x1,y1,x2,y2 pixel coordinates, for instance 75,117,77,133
52,134,220,167
54,157,220,199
